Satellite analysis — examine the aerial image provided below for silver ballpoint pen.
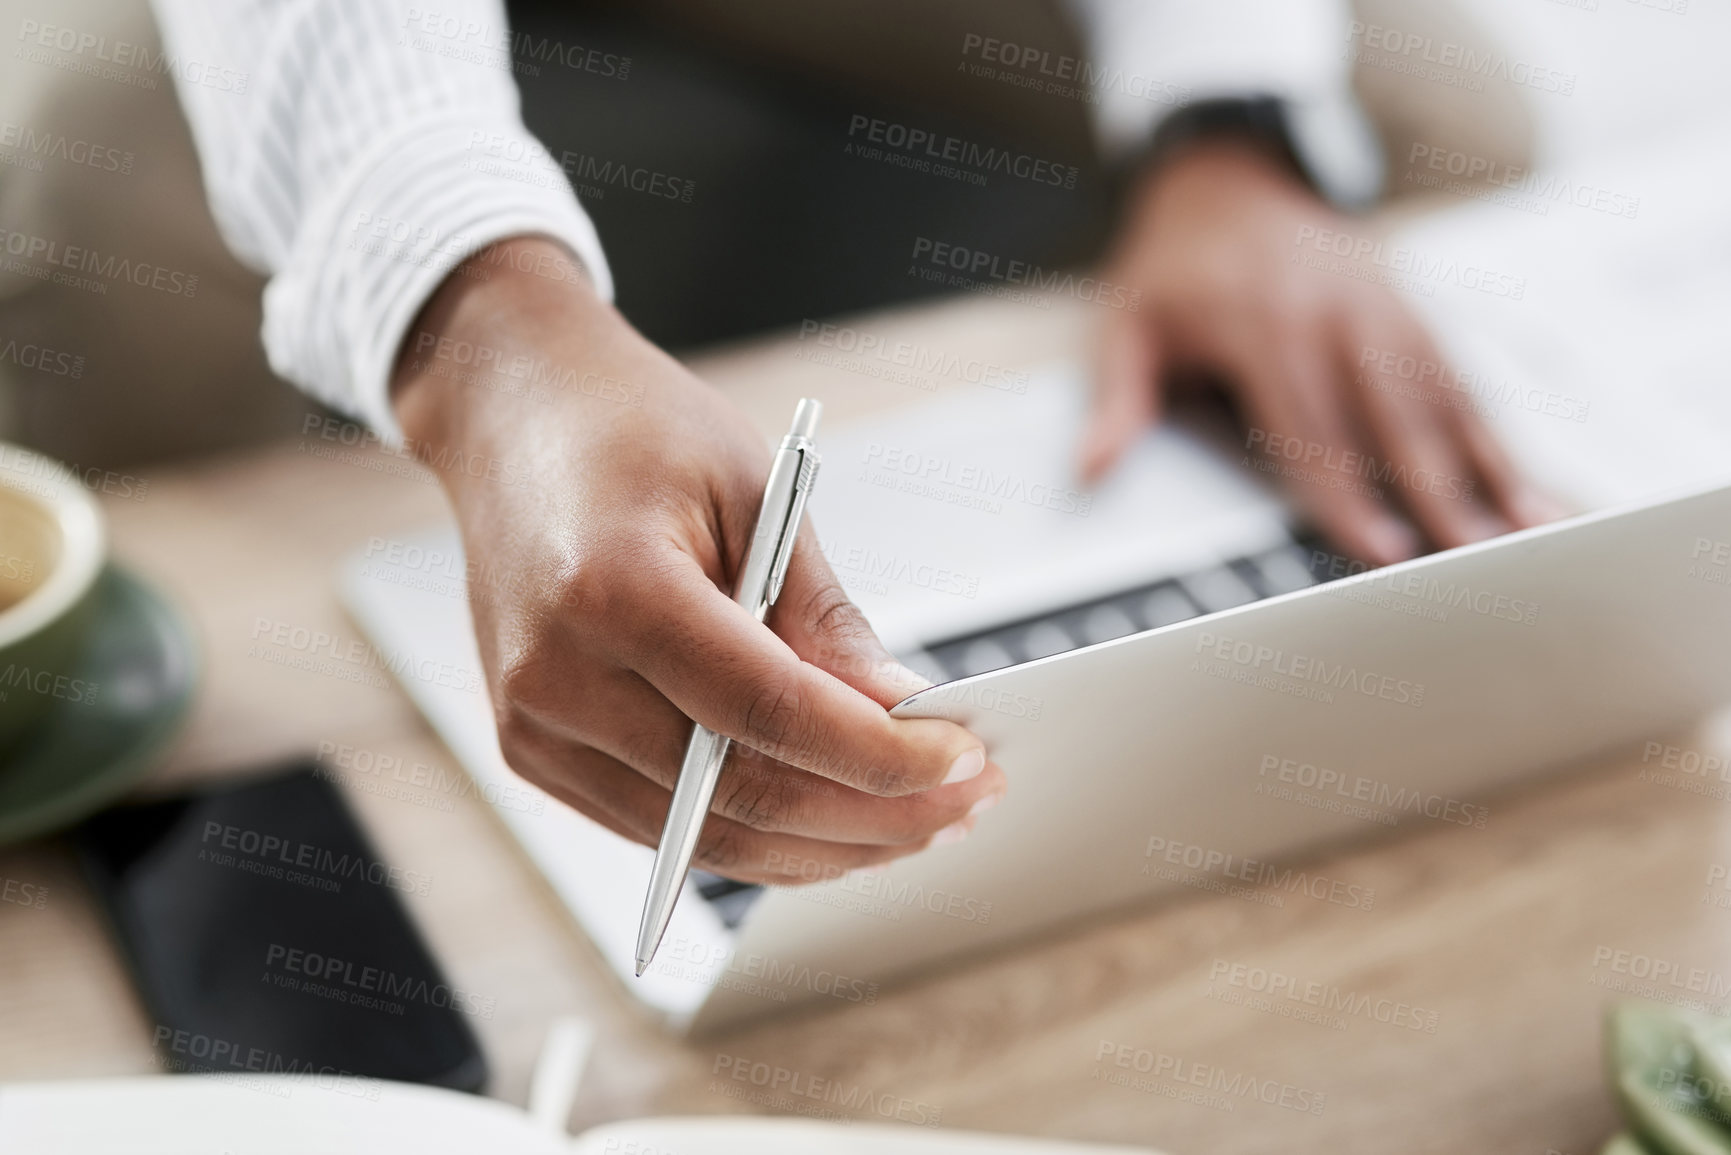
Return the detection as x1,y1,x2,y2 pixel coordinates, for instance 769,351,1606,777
635,398,823,977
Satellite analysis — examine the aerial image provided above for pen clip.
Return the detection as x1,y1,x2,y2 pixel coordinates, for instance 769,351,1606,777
766,444,820,607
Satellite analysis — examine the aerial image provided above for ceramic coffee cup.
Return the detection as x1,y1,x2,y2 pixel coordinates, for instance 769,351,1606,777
0,444,106,752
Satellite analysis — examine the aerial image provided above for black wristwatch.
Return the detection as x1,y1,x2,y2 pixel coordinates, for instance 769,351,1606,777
1141,95,1308,185
1140,94,1385,210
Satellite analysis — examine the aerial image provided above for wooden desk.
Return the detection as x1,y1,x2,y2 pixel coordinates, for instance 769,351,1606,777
2,293,1726,1155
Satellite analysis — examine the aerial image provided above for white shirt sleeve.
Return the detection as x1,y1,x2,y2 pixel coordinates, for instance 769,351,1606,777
149,0,613,442
1063,0,1384,208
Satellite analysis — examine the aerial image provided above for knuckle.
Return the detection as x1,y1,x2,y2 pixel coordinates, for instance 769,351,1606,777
562,538,665,625
495,641,607,742
553,565,602,617
717,771,799,832
880,794,947,844
849,762,915,797
491,702,538,766
740,677,812,758
561,546,641,624
496,638,558,712
617,725,672,784
694,824,755,877
800,578,872,645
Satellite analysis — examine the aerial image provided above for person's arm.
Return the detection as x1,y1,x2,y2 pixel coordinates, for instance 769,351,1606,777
1065,0,1383,208
153,1,1002,881
148,0,611,439
1065,0,1557,563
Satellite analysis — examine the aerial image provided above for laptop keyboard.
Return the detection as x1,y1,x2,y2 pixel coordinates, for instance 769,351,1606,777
923,537,1329,681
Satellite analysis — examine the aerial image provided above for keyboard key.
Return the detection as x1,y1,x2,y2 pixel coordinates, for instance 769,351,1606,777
957,638,1015,677
1251,543,1320,595
1140,585,1199,628
1021,621,1075,660
1079,604,1138,644
1180,565,1259,613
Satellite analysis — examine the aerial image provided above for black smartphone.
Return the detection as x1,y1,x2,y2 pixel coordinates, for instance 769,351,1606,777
74,762,488,1092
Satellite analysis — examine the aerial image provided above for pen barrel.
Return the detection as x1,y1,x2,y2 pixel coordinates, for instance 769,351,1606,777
635,399,822,974
637,725,733,964
734,443,807,620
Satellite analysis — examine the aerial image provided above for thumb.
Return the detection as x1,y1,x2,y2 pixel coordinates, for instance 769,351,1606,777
765,523,932,710
1078,315,1163,486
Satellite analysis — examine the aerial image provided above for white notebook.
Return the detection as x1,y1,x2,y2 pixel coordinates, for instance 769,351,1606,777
0,1075,1156,1155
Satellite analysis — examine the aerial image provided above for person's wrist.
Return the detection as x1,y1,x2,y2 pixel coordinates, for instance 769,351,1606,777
390,235,607,469
1108,138,1312,271
1142,137,1312,206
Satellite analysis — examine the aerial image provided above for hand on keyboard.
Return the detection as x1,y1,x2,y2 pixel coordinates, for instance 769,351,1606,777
1078,140,1562,565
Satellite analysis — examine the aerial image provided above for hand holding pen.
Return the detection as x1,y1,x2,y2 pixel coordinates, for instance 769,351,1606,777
638,398,828,972
400,273,1001,954
636,398,1006,973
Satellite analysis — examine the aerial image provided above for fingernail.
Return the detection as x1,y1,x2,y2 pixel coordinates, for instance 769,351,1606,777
968,791,1004,818
1364,519,1420,565
943,748,985,785
931,821,971,847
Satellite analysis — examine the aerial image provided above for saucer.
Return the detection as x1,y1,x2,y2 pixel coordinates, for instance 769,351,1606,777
0,565,198,846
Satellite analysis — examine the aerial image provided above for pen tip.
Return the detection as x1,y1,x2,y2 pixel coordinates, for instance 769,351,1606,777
634,958,650,978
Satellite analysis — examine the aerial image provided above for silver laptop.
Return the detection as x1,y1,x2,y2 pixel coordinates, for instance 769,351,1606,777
340,363,1731,1033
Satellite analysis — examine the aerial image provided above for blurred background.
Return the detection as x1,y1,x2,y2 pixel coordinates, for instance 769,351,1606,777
0,0,1565,465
